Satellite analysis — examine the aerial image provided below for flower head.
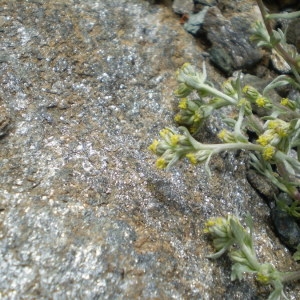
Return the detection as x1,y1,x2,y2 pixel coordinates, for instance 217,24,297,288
243,85,260,100
155,157,168,169
262,145,276,161
186,153,197,165
222,79,238,97
255,96,270,108
174,83,193,98
148,139,159,153
178,98,188,109
176,62,207,93
280,98,296,110
256,130,274,146
267,119,290,137
217,129,237,143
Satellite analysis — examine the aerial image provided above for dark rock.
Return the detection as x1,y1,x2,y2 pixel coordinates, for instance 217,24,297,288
202,7,263,74
271,207,300,251
286,18,300,52
208,46,233,75
263,0,300,10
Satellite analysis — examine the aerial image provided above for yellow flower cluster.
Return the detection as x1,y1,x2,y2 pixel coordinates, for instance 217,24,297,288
155,157,168,169
217,129,236,143
203,217,229,235
174,98,205,133
280,98,296,110
255,96,270,107
148,128,197,169
256,131,274,146
242,85,260,100
242,85,271,108
256,272,271,285
262,145,276,161
267,119,290,137
186,153,197,165
256,119,290,157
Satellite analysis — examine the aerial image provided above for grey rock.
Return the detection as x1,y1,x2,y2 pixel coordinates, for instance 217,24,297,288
270,45,296,74
194,0,217,13
172,0,194,15
0,0,299,299
246,169,279,207
286,18,300,51
0,105,11,137
183,6,209,35
271,207,300,251
202,6,263,74
217,0,259,13
208,46,233,75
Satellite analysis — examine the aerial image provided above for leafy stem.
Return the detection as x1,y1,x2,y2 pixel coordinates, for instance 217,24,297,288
256,0,300,76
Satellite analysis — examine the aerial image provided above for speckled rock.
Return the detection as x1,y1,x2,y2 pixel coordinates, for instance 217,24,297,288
0,0,299,299
183,6,209,35
172,0,194,15
202,5,263,74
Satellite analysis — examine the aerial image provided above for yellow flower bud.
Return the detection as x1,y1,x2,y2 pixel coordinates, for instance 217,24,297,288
156,157,168,169
159,128,170,138
170,134,180,146
255,96,269,107
262,145,275,161
217,129,236,143
178,98,188,109
193,111,202,123
222,79,236,96
256,272,270,284
280,98,296,110
174,114,182,123
257,134,271,146
186,153,197,165
243,85,260,100
148,139,159,153
267,119,290,137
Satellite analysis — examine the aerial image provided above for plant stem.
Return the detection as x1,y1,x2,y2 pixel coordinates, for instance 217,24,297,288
256,0,300,73
281,270,300,283
194,141,263,153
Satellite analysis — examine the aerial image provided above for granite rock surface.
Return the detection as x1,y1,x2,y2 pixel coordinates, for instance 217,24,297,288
0,0,299,299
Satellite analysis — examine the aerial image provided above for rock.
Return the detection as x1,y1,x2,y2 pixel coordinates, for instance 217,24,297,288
172,0,194,15
202,6,263,74
194,0,217,12
183,6,209,35
217,0,259,13
246,169,279,207
0,0,299,299
0,104,11,137
208,46,233,75
263,0,300,10
271,207,300,251
286,18,300,52
270,44,297,74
